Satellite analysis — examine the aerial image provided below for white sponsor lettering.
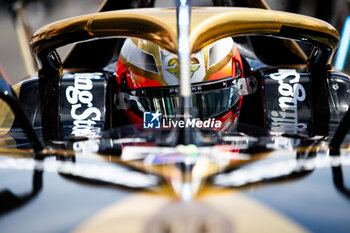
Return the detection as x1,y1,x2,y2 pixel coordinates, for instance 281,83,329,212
269,70,307,134
65,73,103,147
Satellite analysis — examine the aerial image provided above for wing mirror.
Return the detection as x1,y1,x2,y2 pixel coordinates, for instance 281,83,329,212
0,72,43,154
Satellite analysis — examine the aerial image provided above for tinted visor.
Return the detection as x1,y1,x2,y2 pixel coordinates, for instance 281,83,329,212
116,77,243,119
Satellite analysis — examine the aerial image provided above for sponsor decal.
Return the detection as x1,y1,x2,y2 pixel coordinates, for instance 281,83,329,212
268,70,307,134
65,73,103,138
143,111,222,129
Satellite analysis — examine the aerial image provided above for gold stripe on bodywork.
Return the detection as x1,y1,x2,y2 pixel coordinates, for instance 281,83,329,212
72,193,172,233
201,191,310,233
71,191,310,233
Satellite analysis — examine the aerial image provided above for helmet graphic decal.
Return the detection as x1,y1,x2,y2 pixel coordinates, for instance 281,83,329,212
161,49,206,85
166,58,201,79
166,58,179,78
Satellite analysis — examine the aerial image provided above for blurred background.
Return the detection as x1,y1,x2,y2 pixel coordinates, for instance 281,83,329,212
0,0,349,84
0,0,104,84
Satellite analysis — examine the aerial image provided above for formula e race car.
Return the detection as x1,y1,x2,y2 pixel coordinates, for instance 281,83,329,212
1,0,350,232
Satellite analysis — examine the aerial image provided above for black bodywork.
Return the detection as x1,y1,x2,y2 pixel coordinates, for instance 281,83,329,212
1,1,350,232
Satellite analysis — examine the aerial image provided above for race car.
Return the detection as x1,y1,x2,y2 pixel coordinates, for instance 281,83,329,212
1,0,350,232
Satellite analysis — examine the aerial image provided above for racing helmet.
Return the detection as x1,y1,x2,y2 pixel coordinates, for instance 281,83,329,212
115,37,244,132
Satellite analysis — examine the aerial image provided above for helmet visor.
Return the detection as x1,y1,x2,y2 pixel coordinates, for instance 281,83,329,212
116,76,243,120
